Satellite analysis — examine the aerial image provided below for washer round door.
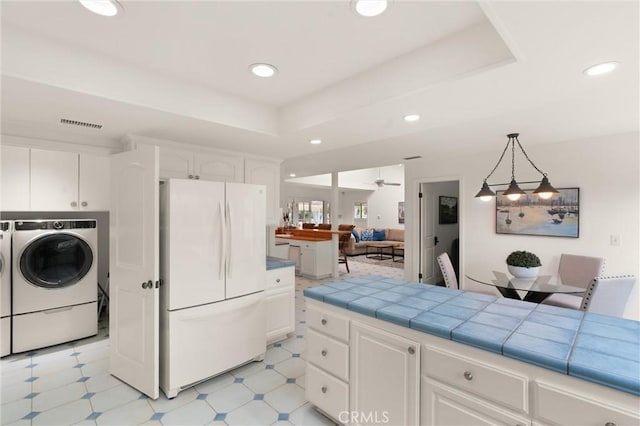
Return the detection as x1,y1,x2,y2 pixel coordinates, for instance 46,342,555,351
20,233,94,289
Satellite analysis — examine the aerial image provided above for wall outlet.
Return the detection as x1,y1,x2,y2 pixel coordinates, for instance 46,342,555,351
610,234,620,246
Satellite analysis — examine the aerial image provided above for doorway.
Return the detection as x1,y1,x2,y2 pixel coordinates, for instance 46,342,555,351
418,180,460,285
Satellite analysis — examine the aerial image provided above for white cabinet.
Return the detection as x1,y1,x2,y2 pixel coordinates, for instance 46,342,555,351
265,266,295,344
299,240,332,279
1,146,109,211
244,159,280,225
159,147,244,183
1,145,30,211
350,321,420,426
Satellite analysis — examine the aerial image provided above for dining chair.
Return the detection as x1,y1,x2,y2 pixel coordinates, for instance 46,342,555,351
582,275,636,317
317,223,331,230
542,254,605,309
437,252,458,289
302,223,316,229
338,224,355,273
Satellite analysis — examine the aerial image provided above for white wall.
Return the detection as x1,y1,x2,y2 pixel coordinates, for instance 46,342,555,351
366,184,405,230
404,132,640,320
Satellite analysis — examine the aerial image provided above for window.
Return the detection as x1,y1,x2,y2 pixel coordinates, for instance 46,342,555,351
297,200,326,224
354,202,368,219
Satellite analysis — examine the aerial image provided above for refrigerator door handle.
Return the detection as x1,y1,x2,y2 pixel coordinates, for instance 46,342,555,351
219,201,226,281
227,200,233,279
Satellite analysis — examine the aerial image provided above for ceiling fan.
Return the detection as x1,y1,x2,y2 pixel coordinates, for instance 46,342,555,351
371,168,401,188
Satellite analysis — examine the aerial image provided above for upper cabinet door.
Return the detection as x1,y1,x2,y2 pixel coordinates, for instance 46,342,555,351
244,159,280,225
30,149,79,211
1,145,30,211
159,147,194,180
79,154,110,211
195,152,244,183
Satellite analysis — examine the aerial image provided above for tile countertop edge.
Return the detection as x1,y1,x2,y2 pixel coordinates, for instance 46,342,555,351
303,278,640,397
266,256,296,270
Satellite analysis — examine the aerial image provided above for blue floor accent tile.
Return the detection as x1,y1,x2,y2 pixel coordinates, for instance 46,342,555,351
150,413,165,421
254,394,264,400
410,312,465,339
348,296,391,317
580,320,639,344
430,303,478,321
86,412,102,420
73,363,85,368
292,353,300,358
297,335,304,339
526,311,581,330
274,343,281,347
516,321,576,344
196,393,208,400
503,332,571,373
22,412,40,420
25,392,39,399
324,291,363,308
483,303,534,319
26,351,38,357
81,392,96,399
25,363,37,368
70,352,81,356
299,320,306,324
369,290,406,303
266,365,274,369
138,394,149,399
214,413,227,421
397,297,439,312
377,304,422,327
569,348,640,396
287,378,296,383
234,378,244,383
574,333,640,362
278,413,290,421
452,322,512,354
25,377,38,382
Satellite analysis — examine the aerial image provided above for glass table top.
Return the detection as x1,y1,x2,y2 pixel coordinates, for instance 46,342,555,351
465,270,586,295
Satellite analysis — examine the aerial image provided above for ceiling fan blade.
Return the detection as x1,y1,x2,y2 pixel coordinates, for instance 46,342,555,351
386,182,402,186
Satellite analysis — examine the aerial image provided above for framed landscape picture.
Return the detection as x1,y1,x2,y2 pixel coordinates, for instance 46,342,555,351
398,201,405,224
439,196,458,224
496,187,579,238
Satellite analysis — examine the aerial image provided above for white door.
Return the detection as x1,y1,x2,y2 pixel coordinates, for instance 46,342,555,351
164,179,225,309
350,322,420,426
225,182,266,299
420,185,436,283
110,145,160,399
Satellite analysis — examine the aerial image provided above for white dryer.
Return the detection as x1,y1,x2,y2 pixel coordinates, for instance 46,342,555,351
1,221,12,357
12,219,97,353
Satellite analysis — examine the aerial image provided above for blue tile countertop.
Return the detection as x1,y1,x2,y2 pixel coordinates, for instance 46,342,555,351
303,275,640,396
266,256,296,270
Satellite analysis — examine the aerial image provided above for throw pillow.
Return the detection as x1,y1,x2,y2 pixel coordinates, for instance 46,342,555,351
373,229,386,241
352,229,360,243
360,229,374,241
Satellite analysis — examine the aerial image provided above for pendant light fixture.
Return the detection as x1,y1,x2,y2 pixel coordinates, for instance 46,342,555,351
475,133,559,202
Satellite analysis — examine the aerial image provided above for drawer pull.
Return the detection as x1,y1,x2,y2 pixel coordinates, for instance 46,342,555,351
463,371,473,381
408,346,415,355
70,201,78,207
321,349,327,357
605,423,616,426
276,278,281,283
321,386,327,394
321,318,327,325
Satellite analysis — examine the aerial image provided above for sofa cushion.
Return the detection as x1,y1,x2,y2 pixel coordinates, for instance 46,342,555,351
373,229,386,241
386,228,404,242
352,229,360,243
361,229,374,241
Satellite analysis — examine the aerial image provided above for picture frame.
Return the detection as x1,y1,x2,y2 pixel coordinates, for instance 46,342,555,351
439,196,458,224
398,201,405,224
496,187,579,238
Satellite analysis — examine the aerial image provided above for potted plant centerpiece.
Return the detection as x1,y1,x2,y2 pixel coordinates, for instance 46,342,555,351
506,250,541,278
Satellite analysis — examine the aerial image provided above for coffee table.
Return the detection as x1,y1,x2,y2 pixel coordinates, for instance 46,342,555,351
392,244,404,263
365,243,393,260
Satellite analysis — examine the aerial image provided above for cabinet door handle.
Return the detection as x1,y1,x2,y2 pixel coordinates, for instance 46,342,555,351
321,318,327,325
141,280,153,289
195,175,200,180
408,347,415,355
81,201,88,207
605,423,617,426
321,386,327,394
70,201,78,207
188,174,194,179
276,278,280,283
321,349,327,357
463,371,473,381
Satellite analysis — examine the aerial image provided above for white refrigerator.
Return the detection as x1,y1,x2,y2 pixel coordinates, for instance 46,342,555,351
159,179,266,398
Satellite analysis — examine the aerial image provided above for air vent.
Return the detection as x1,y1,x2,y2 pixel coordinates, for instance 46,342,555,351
60,118,102,129
403,155,422,160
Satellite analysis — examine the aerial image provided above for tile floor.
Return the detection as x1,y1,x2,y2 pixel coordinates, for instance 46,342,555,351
1,259,403,425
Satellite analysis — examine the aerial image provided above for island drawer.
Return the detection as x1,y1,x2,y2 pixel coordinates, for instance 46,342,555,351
307,305,349,342
307,328,349,381
306,363,348,423
265,267,294,289
423,345,528,413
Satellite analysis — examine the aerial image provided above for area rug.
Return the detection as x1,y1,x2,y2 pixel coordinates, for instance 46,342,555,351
348,254,404,270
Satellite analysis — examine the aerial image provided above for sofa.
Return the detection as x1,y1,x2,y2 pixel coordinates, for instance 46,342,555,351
344,227,404,256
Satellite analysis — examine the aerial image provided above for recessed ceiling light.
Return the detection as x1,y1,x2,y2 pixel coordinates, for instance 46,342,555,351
79,0,122,17
583,61,619,76
352,0,388,17
289,173,296,177
309,139,322,145
403,114,420,122
250,63,278,78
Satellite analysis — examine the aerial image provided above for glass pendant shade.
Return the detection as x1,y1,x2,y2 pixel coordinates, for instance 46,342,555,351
532,176,559,199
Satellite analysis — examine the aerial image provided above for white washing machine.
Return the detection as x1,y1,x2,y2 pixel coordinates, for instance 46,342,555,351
1,221,12,357
12,219,97,353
